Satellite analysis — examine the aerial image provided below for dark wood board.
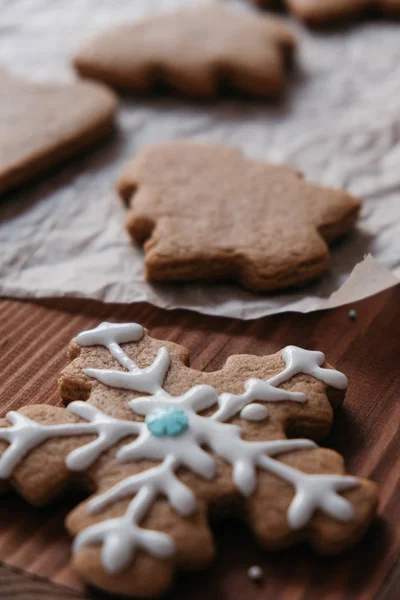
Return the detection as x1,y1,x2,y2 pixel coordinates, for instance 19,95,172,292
0,289,399,600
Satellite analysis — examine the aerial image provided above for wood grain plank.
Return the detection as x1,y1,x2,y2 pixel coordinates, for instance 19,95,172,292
0,290,398,599
0,564,86,599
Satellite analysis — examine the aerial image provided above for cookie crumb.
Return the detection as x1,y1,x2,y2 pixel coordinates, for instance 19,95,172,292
348,309,357,320
248,565,263,582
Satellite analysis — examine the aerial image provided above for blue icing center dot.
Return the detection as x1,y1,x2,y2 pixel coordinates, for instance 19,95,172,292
146,407,189,438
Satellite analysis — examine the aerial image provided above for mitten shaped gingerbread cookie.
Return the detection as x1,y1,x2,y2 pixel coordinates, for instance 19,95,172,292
118,141,361,292
74,4,295,99
252,0,400,26
0,322,377,597
0,68,117,195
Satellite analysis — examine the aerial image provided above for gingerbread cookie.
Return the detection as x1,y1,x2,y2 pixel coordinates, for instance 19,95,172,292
118,141,361,292
73,4,296,99
0,68,117,194
0,321,378,596
252,0,400,26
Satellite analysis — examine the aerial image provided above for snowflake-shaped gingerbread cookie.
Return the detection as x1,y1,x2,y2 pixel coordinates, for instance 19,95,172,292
0,322,378,597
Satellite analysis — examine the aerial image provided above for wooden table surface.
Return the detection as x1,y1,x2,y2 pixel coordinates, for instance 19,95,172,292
0,290,399,600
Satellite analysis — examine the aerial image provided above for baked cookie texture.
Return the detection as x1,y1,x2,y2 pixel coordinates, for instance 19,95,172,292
74,4,296,99
0,322,378,596
118,141,361,293
252,0,400,25
0,69,117,195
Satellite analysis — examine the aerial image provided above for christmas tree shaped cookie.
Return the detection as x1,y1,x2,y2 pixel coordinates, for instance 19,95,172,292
0,322,378,596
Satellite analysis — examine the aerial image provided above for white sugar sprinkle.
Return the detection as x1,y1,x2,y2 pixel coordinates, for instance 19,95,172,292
248,565,263,582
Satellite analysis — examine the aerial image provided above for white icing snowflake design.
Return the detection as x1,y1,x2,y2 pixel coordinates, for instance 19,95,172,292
0,322,358,575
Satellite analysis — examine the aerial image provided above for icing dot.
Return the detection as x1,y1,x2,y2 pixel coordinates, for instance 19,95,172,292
146,408,189,438
348,309,357,321
240,403,268,421
248,565,263,582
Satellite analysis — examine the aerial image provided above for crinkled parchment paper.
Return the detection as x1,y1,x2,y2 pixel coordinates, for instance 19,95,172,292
0,0,399,319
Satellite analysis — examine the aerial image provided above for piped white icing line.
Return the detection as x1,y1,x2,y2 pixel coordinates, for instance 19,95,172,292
257,455,358,529
73,484,175,574
240,403,268,421
0,322,357,575
270,346,348,391
0,402,142,477
213,378,305,422
85,346,171,395
76,322,144,372
88,455,195,517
